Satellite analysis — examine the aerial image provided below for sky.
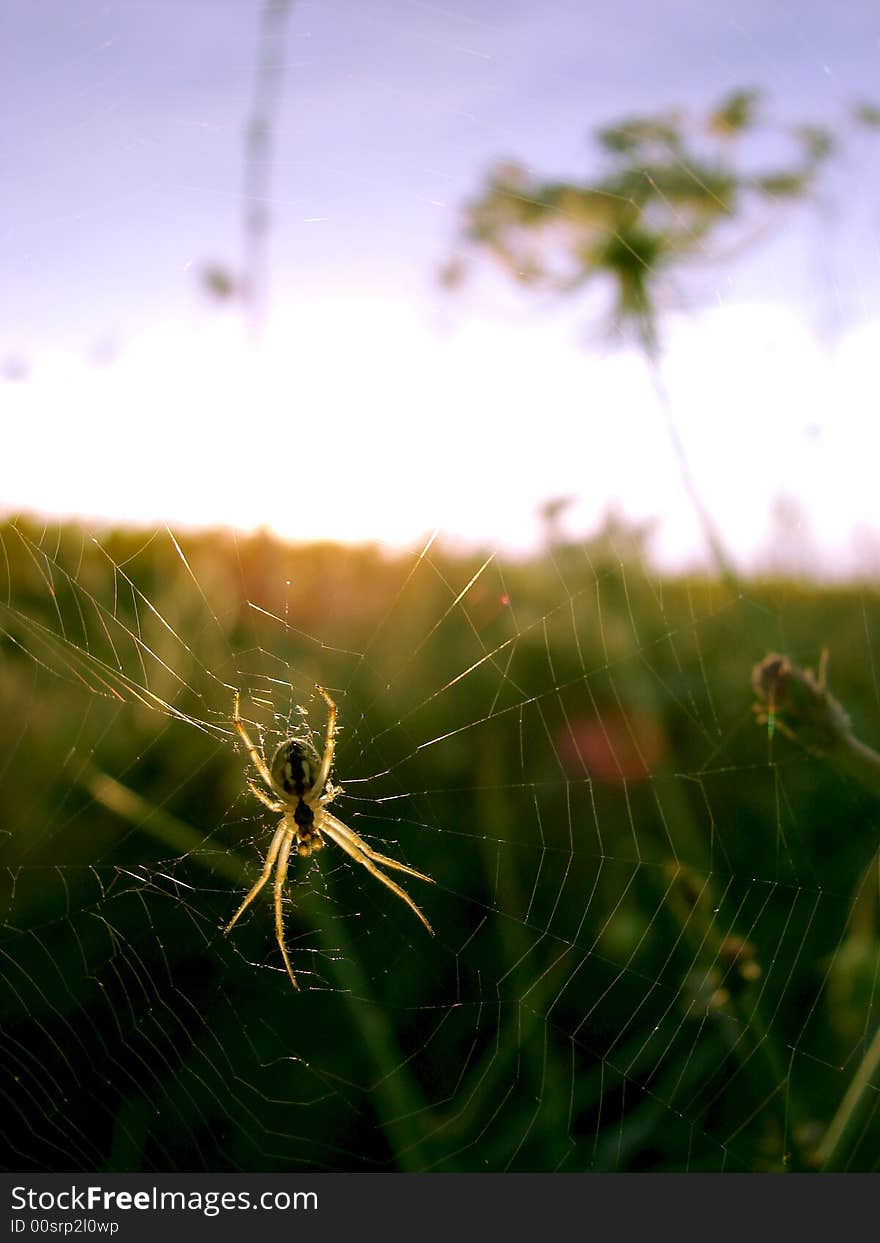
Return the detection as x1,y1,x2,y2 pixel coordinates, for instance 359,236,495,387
3,0,880,572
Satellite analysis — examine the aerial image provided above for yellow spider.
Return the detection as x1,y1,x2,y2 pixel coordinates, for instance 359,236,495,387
224,686,434,989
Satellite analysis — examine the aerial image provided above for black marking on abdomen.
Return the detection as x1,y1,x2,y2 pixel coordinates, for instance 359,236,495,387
271,739,315,798
294,800,315,831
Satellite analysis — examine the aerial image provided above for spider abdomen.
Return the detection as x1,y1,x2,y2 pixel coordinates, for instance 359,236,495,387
270,738,318,798
293,799,315,830
293,799,322,856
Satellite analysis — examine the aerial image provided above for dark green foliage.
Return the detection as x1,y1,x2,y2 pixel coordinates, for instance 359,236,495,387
1,518,878,1172
448,90,834,350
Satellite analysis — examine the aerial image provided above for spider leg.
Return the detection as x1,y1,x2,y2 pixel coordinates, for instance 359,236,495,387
320,817,434,935
312,686,338,797
247,778,285,813
224,822,287,935
322,811,435,886
272,829,300,990
233,690,277,792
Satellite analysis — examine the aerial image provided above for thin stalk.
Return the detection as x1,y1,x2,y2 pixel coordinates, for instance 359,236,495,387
82,765,245,885
816,1021,880,1169
751,654,880,1168
639,319,741,592
242,0,295,340
831,732,880,801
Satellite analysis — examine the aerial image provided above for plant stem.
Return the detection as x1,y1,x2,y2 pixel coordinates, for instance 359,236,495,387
752,653,880,800
816,1021,880,1169
831,732,880,801
640,326,742,593
751,655,880,1168
242,0,295,340
82,765,245,884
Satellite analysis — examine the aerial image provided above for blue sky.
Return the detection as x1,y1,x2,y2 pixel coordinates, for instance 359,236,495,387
4,0,880,569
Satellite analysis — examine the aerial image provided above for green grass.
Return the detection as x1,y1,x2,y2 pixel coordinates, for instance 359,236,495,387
1,517,878,1172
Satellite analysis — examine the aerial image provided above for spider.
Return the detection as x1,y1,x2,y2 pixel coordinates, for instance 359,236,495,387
224,686,434,989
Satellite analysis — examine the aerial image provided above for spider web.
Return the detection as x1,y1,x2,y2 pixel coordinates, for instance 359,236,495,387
1,518,878,1173
3,0,880,1177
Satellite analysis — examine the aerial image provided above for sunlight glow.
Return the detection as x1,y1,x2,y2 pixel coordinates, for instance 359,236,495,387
6,299,879,573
